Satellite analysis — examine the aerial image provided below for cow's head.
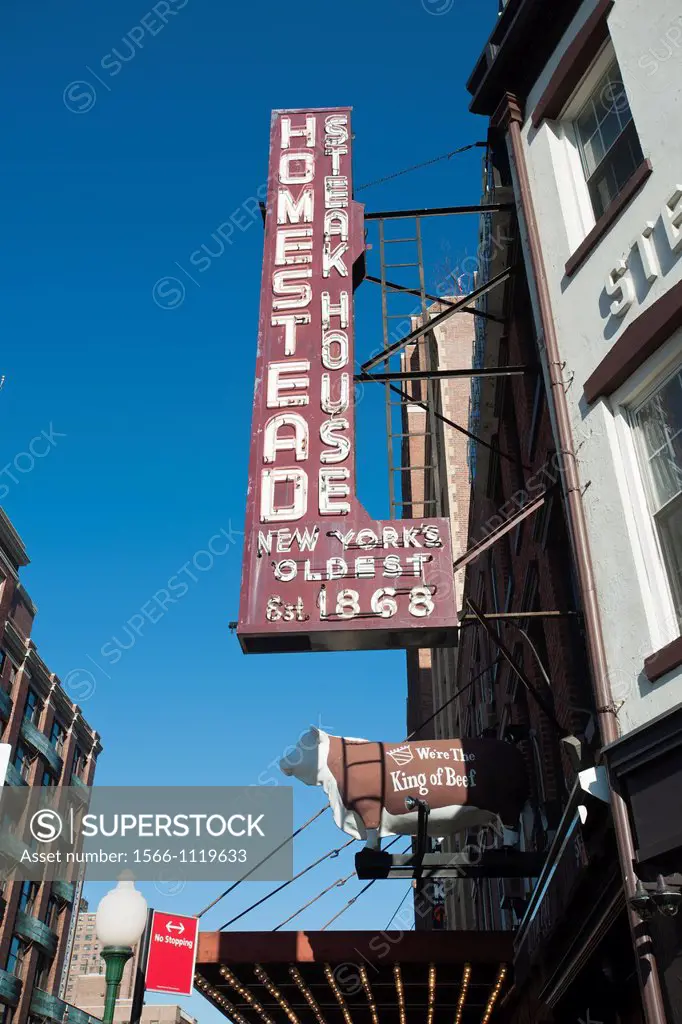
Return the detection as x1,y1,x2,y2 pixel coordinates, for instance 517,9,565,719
279,725,323,786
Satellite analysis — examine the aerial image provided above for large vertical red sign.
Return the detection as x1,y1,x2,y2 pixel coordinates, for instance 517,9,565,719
238,107,458,653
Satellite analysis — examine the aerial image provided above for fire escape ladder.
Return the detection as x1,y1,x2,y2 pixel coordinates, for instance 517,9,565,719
377,215,442,521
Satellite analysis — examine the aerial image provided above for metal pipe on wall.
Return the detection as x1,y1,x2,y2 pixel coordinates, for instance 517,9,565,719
492,91,667,1024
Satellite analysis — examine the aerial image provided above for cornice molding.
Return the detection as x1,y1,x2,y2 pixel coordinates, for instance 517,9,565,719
0,509,29,570
26,644,52,691
3,619,29,665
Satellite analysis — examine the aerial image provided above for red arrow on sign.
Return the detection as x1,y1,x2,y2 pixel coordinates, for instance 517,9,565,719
145,911,199,997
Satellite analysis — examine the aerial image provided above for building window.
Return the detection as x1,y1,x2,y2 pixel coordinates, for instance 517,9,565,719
72,745,86,779
18,880,39,914
13,743,33,782
6,937,26,978
49,720,66,755
7,663,17,689
632,367,682,622
35,953,53,989
44,895,61,930
41,770,57,788
23,688,42,725
0,1006,14,1024
574,58,644,220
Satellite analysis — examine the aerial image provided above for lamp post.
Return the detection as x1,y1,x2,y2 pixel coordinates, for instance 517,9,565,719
95,876,148,1024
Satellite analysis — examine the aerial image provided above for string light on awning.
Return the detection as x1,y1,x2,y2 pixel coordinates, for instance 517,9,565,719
480,964,508,1023
359,965,379,1024
426,964,436,1024
254,964,301,1024
194,973,250,1024
221,995,252,1024
454,963,472,1024
219,966,276,1024
324,963,354,1024
289,965,327,1024
393,964,407,1024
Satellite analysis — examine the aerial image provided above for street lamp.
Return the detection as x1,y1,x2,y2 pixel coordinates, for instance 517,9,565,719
96,875,148,1024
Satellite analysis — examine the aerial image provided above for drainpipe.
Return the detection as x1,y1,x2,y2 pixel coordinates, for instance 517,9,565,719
491,92,667,1024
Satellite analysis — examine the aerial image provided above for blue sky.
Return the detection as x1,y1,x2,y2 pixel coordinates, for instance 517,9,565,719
3,0,498,1017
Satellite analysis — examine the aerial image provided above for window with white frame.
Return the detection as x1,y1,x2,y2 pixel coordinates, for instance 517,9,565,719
574,57,644,220
631,367,682,623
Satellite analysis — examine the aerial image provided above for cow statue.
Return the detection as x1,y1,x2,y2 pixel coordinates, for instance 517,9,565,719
280,726,528,849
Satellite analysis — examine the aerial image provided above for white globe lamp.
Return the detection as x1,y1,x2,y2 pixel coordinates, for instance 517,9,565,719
95,876,148,1024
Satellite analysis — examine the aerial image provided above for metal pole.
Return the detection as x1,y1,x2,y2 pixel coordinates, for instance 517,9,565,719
365,203,514,220
496,91,667,1024
101,947,133,1024
355,366,530,383
130,908,153,1024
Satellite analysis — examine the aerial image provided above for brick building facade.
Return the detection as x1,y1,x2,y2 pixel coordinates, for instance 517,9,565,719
451,159,597,934
403,303,474,747
0,510,101,1024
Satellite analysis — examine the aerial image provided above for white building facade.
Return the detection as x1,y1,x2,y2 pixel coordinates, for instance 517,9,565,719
520,0,682,734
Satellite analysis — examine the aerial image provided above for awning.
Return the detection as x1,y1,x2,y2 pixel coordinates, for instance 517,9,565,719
195,931,512,1024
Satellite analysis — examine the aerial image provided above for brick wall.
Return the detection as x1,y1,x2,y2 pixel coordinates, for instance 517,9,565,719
452,255,597,932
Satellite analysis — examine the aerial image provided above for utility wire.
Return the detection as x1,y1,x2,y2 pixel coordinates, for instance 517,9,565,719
273,836,403,932
356,143,487,192
218,837,356,931
273,869,357,932
321,878,377,931
385,888,413,930
196,805,329,918
320,840,410,931
405,657,502,741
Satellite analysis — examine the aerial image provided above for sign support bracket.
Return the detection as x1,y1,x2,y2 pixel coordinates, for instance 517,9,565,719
355,848,546,880
364,274,506,324
355,366,532,383
465,598,570,738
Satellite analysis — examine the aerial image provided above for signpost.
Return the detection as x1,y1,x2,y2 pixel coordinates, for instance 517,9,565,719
144,911,199,997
